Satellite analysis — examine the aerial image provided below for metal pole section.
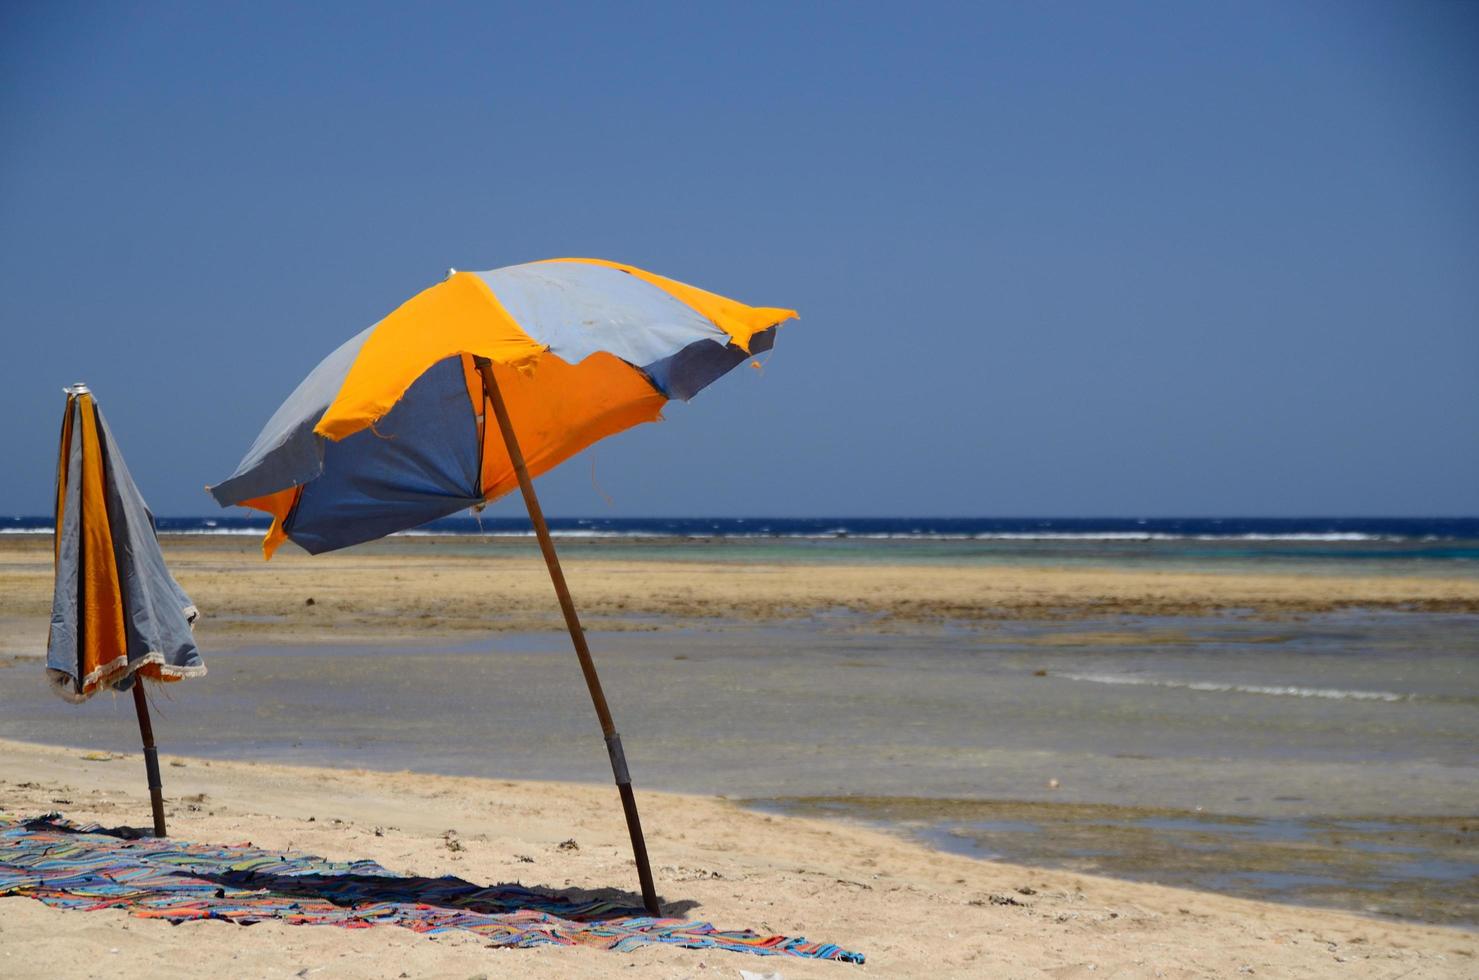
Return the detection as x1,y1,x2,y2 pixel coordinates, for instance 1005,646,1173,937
131,681,167,837
473,357,661,916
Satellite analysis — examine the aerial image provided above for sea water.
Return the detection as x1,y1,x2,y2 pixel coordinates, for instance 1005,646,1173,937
5,515,1479,573
2,611,1475,922
3,517,1475,920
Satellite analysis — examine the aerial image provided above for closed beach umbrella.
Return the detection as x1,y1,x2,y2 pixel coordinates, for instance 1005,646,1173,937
49,383,206,836
209,258,795,913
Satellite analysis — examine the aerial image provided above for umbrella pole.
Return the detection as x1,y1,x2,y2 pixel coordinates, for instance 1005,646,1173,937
130,681,167,837
474,358,661,916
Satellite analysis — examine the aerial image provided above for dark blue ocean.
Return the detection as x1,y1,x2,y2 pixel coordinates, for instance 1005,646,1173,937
6,515,1478,539
4,515,1477,569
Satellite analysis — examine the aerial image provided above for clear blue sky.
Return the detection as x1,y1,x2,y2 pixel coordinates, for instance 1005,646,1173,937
3,1,1475,518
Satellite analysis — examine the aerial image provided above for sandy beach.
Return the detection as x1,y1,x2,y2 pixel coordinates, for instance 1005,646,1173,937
2,738,1475,979
3,536,1477,976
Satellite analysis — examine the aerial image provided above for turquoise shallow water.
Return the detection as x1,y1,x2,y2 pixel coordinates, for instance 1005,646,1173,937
405,535,1479,575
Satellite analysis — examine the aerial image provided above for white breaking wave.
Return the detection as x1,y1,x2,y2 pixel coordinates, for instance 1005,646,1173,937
0,526,265,536
1202,533,1387,542
150,528,264,536
397,529,666,538
967,532,1389,542
1058,672,1411,702
0,526,1413,542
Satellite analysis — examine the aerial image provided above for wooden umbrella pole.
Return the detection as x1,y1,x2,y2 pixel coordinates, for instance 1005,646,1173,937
473,357,661,916
131,681,167,837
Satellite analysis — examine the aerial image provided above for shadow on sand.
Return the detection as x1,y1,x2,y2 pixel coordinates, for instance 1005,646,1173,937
24,815,699,921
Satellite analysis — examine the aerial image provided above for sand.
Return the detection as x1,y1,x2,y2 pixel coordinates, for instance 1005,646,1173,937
1,738,1474,979
1,536,1477,653
4,536,1477,975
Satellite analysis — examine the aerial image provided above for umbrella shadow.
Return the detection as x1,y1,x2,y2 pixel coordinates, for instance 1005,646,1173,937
202,869,699,922
25,816,698,921
26,814,154,840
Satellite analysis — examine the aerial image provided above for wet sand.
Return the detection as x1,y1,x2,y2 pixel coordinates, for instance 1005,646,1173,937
2,614,1474,928
758,798,1477,927
3,535,1479,653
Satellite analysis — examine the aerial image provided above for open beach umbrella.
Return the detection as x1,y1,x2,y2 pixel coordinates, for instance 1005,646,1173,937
209,258,796,913
49,383,206,836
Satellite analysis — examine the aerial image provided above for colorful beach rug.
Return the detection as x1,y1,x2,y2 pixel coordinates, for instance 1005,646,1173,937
0,816,862,963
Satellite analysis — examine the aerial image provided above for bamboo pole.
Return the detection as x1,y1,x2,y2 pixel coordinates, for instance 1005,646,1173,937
473,357,660,916
131,681,167,837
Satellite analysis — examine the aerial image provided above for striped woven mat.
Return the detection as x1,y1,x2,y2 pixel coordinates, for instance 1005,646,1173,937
0,815,862,963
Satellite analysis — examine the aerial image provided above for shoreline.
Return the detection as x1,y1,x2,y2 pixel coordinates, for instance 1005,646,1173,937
752,796,1477,927
6,722,1469,927
3,610,1475,929
4,710,1471,927
1,737,1474,978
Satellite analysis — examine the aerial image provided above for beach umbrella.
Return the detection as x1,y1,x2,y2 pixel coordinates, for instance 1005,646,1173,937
49,383,206,836
209,258,796,913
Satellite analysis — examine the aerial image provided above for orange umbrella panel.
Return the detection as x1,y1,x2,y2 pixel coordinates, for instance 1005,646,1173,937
208,259,795,557
47,386,205,703
203,258,795,913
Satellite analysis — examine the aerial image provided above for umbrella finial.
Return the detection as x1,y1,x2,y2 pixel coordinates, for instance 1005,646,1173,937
64,382,90,395
445,267,458,279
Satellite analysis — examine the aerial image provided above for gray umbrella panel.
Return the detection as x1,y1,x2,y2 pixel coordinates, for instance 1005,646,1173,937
48,388,204,703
